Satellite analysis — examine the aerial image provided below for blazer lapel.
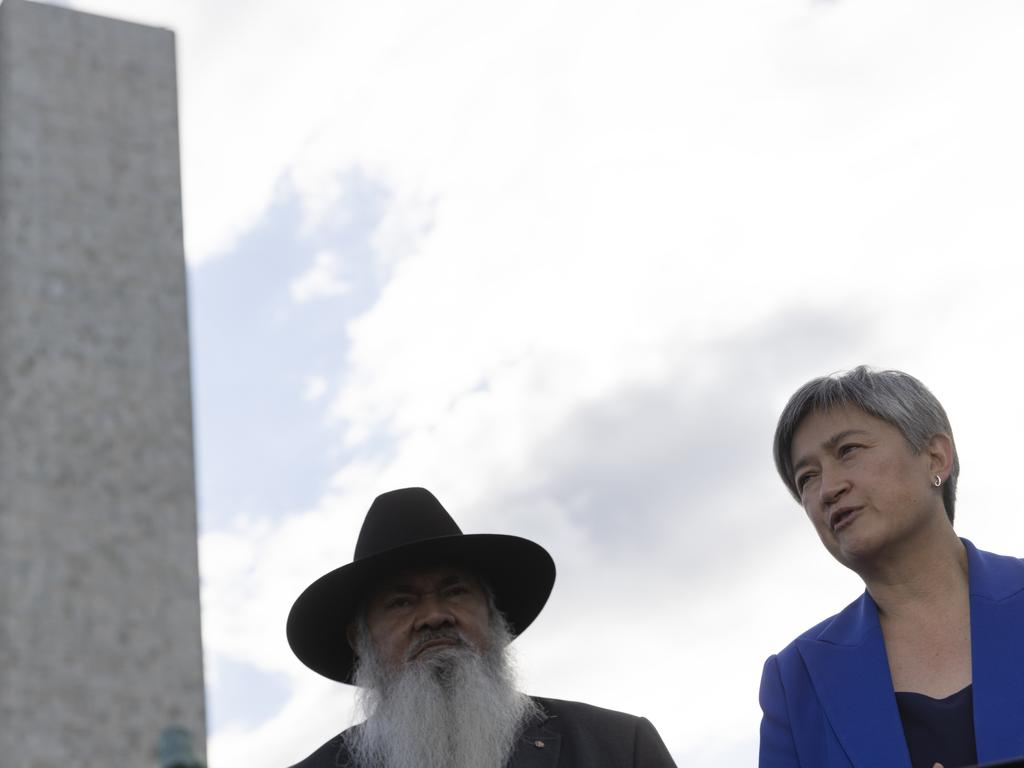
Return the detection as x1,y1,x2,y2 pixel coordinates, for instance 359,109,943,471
964,539,1024,762
797,592,912,768
510,713,562,768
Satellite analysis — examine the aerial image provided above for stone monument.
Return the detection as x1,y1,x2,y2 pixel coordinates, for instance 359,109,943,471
0,0,207,765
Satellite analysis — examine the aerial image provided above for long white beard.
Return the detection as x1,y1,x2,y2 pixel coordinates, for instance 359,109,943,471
345,621,540,768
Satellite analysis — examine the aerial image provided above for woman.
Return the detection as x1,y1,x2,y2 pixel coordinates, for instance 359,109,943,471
759,366,1024,768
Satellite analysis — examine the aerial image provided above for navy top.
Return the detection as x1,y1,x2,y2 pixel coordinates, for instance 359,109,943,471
896,684,978,768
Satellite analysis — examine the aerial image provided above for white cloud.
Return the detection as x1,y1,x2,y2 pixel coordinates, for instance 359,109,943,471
302,375,329,402
289,250,349,303
64,0,1024,274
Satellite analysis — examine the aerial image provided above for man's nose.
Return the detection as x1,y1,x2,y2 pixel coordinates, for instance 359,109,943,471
413,593,455,631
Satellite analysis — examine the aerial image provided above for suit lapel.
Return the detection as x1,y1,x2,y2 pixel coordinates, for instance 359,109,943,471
797,592,912,768
510,713,562,768
965,540,1024,761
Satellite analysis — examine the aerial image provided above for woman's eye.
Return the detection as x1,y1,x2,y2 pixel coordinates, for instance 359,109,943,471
838,444,860,457
796,472,816,492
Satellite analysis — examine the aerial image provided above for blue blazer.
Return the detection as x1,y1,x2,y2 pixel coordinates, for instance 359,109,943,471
759,540,1024,767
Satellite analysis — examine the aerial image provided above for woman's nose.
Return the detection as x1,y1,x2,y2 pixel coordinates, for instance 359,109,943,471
820,467,849,505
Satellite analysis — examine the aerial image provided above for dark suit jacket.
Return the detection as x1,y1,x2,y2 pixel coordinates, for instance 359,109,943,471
759,540,1024,767
289,696,677,767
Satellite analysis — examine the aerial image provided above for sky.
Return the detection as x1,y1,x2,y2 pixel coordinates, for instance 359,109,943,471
50,0,1024,765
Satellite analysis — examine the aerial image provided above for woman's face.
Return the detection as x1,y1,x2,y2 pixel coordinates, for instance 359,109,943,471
790,404,947,570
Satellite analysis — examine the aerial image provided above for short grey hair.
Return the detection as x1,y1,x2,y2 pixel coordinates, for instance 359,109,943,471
773,366,959,523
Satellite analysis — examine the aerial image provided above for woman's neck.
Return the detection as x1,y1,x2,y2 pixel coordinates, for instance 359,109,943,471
862,523,969,622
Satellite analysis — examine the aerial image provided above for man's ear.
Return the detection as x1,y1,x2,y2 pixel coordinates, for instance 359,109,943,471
926,432,955,479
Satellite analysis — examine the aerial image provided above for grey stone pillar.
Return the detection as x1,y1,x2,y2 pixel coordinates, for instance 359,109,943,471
0,1,207,765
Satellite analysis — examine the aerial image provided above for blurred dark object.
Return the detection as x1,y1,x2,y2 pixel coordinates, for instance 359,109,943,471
158,727,206,768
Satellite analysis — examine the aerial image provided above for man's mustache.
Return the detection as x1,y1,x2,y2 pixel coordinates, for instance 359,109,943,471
405,628,469,661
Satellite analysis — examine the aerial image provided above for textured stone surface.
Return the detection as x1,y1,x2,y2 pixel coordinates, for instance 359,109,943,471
0,0,206,764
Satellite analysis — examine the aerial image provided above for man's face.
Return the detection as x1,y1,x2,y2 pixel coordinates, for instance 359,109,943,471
360,565,492,671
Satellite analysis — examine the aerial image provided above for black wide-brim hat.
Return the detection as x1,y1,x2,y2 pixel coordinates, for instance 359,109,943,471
287,487,556,684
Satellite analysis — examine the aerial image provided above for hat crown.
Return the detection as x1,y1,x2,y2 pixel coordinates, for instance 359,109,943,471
354,487,463,561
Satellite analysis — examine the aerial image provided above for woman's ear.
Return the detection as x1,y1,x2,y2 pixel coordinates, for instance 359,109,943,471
926,433,954,480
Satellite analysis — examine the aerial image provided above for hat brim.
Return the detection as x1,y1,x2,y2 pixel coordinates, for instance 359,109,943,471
286,533,556,684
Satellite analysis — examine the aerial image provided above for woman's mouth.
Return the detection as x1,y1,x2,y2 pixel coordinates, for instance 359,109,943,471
830,507,860,533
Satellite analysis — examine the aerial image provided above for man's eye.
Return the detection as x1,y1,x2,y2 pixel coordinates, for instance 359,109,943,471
838,444,861,457
386,596,413,609
443,585,469,599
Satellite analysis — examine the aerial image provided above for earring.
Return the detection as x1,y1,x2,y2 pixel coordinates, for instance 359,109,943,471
933,475,942,487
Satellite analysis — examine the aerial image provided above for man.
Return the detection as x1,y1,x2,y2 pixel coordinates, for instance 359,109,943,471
286,487,677,768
